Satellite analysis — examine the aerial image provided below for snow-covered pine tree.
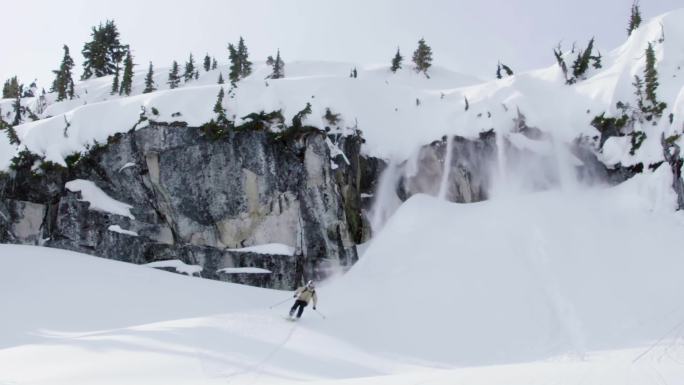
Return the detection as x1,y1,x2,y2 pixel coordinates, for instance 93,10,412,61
627,0,642,36
52,45,75,101
391,48,403,73
412,38,432,76
572,38,595,80
0,107,20,145
237,37,252,79
291,102,312,129
143,62,156,93
119,49,134,95
81,20,127,80
111,65,120,94
12,88,23,126
184,53,196,82
228,43,240,84
642,42,666,120
553,45,569,82
211,58,218,70
168,61,180,89
2,77,20,99
213,87,227,122
633,74,645,111
269,49,284,79
203,54,211,72
218,72,225,84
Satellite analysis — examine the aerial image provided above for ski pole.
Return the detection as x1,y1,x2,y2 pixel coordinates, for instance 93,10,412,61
314,308,327,319
269,297,292,309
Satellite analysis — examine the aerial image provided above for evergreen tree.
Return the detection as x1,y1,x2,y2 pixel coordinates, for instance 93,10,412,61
291,102,312,128
228,43,240,84
211,58,218,70
496,62,502,79
0,108,20,145
119,49,134,95
12,87,23,126
23,81,37,98
2,77,20,99
572,38,594,79
643,42,666,119
412,38,433,76
213,87,227,122
217,72,225,84
203,54,211,72
52,45,75,101
627,0,642,36
111,65,120,94
633,75,644,111
237,37,252,78
501,63,514,76
81,20,128,79
228,37,252,84
391,48,403,73
268,49,285,79
184,53,196,82
553,45,569,82
143,61,156,93
168,61,180,89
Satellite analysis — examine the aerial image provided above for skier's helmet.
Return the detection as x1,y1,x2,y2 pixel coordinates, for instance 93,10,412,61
306,280,315,288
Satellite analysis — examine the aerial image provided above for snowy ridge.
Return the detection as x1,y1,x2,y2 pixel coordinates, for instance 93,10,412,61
0,10,684,169
2,9,683,172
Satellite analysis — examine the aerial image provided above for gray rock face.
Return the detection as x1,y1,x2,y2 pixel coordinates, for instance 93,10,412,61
0,199,45,244
0,124,374,289
398,132,496,203
661,133,684,210
0,117,635,289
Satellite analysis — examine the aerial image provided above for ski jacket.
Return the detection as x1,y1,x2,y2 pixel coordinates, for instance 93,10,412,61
295,286,318,306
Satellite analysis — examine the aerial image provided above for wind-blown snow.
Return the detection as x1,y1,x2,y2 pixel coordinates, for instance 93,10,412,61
65,179,135,219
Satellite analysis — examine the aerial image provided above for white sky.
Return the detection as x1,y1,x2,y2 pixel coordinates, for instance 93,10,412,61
1,0,681,88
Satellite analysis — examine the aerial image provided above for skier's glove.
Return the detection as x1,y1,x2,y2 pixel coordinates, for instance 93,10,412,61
313,306,317,310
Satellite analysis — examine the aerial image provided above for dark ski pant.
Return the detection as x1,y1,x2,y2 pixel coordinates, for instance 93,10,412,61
289,300,308,318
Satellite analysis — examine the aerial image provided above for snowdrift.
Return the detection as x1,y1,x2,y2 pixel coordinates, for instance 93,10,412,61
317,168,684,366
2,170,684,384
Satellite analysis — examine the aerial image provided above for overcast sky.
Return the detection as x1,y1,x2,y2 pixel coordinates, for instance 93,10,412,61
1,0,681,88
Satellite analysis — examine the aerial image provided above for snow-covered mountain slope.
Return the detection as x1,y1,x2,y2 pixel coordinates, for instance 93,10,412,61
2,8,684,172
3,167,684,384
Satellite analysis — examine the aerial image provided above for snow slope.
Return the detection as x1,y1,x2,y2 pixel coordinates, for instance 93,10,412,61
2,168,684,384
3,8,684,171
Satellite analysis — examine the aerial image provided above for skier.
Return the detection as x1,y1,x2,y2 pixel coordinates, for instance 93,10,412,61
289,280,317,319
